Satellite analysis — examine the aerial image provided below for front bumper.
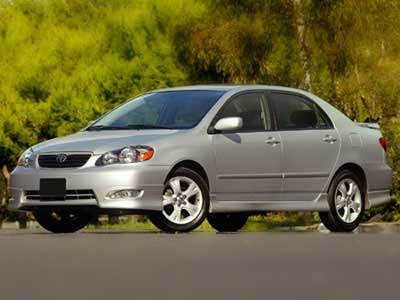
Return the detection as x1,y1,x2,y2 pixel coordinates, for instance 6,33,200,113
8,164,169,212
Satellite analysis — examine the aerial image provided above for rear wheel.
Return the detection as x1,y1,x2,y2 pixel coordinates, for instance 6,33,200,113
319,170,364,232
207,213,248,232
34,209,92,233
149,168,209,233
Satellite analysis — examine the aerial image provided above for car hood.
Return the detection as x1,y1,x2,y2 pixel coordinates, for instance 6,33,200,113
32,130,180,154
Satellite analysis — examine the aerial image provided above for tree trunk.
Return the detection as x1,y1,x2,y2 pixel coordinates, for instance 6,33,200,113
132,215,146,223
108,214,119,225
292,0,313,222
18,219,27,229
0,165,10,226
2,165,10,187
293,0,312,92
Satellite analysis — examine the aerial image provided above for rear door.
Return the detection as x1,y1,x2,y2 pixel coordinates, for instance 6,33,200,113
269,91,340,201
211,92,283,202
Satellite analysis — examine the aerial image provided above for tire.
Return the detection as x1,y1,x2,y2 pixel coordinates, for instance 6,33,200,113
149,167,209,233
319,170,365,232
207,213,248,232
34,209,92,233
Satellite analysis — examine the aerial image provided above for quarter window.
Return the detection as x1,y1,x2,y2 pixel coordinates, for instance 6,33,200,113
217,93,271,131
270,93,333,130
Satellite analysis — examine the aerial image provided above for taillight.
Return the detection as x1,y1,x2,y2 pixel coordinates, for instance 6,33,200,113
379,137,387,152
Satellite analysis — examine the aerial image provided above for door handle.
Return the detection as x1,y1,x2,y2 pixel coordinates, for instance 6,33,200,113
265,137,281,146
323,135,337,143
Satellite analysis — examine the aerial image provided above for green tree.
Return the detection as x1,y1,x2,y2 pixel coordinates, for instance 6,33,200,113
0,0,200,223
177,0,400,220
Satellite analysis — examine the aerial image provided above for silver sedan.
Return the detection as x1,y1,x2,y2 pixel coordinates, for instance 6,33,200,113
9,85,392,233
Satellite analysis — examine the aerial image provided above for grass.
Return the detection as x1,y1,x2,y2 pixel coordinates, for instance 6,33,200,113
87,213,321,232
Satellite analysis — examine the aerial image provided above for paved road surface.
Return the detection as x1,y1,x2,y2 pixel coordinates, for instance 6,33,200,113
0,230,399,300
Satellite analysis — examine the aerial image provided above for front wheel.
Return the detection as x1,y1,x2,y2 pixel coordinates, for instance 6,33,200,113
34,209,92,233
149,167,209,233
319,170,365,232
207,213,248,232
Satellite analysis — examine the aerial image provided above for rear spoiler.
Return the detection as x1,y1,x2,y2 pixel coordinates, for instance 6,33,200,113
357,122,380,130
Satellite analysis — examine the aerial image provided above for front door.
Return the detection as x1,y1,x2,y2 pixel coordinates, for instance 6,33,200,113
269,91,340,201
212,92,283,202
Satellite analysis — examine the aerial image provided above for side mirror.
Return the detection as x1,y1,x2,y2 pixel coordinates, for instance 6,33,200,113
213,117,243,132
82,120,95,131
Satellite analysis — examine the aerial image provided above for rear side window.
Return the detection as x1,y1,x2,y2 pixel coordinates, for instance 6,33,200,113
270,93,333,130
217,93,272,131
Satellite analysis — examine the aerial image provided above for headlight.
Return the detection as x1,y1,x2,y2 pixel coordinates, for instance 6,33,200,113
17,148,35,168
96,146,154,166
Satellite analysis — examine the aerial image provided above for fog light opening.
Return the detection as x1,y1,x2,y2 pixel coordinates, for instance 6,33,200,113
106,189,143,200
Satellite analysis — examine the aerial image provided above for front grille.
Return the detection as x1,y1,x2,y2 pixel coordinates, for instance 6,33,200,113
38,154,91,168
25,190,96,201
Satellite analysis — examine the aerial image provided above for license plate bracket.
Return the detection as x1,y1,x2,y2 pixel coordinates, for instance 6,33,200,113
40,178,66,201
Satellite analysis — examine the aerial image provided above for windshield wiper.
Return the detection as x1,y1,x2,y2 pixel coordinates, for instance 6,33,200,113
86,125,123,131
87,124,177,131
123,124,176,130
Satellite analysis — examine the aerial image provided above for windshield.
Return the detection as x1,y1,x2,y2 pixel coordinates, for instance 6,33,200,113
89,90,225,130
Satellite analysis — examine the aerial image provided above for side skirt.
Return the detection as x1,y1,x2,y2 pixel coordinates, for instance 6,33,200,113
209,193,329,213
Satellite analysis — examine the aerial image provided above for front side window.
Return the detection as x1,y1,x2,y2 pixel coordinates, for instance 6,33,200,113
217,93,271,131
89,91,225,130
270,93,333,130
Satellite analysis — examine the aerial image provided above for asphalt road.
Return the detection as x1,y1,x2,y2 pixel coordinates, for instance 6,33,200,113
0,230,399,300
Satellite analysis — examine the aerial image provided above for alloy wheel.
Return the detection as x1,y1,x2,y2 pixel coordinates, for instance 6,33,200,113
334,178,362,223
162,176,203,225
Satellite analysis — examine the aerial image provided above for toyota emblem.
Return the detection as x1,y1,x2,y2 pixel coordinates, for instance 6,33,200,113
56,153,68,163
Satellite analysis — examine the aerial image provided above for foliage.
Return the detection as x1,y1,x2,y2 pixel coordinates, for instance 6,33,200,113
0,0,400,222
0,0,197,166
178,0,400,220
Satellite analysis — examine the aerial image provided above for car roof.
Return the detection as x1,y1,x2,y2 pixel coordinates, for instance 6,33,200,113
151,85,308,94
